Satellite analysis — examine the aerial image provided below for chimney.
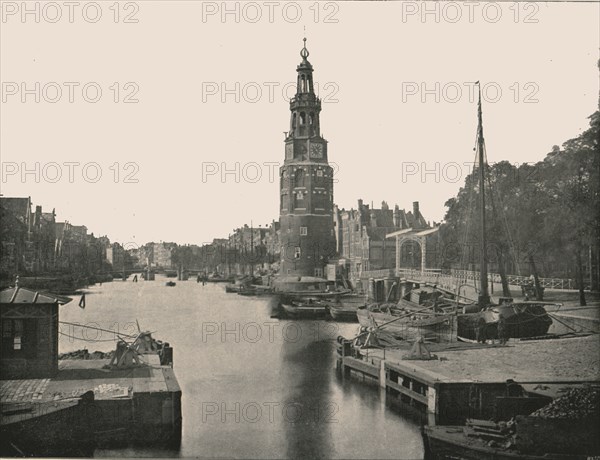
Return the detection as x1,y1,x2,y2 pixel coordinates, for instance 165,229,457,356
357,199,363,209
413,201,420,218
370,211,377,227
34,205,42,227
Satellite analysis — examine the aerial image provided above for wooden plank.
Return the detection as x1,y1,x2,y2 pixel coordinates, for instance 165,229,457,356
385,360,465,385
386,380,428,405
162,368,181,393
147,382,168,393
343,357,380,378
466,419,499,428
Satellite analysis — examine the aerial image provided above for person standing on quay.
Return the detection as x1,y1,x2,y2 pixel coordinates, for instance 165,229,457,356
497,314,508,345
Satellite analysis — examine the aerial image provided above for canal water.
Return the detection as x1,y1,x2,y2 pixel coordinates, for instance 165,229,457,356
58,277,424,459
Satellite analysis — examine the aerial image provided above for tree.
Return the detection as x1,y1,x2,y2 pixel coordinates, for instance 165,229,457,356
439,111,599,304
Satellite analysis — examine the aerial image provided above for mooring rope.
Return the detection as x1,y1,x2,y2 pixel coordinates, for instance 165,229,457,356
58,330,120,343
59,321,138,339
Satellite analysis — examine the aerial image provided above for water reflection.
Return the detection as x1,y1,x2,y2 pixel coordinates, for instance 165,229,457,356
279,322,335,459
57,278,424,459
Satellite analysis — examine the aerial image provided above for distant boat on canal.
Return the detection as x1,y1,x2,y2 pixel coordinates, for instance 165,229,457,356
327,295,366,322
272,276,352,298
280,297,330,318
237,284,275,297
206,273,231,283
225,276,259,293
273,276,356,319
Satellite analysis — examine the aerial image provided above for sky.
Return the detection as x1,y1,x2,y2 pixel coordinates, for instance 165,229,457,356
1,1,598,247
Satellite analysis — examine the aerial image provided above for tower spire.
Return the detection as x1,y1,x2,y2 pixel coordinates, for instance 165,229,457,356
279,39,334,278
300,34,309,61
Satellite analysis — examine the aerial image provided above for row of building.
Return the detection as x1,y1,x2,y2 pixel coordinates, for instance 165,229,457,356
0,196,104,280
0,196,188,282
181,199,438,287
0,194,438,287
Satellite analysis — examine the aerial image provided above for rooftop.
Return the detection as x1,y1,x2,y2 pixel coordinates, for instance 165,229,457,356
0,286,72,305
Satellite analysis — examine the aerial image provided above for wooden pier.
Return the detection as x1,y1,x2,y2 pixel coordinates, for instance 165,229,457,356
337,335,600,425
1,356,182,451
1,284,182,455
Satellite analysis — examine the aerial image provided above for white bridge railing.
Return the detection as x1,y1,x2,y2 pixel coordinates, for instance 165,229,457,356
361,268,577,290
397,268,576,290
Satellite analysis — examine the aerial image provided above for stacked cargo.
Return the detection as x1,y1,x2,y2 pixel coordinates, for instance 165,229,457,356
515,386,600,456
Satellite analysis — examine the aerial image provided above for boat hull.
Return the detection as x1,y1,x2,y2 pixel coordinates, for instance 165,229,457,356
357,307,457,342
326,295,364,321
457,303,552,340
1,392,96,457
237,285,274,296
422,425,589,460
328,306,359,322
281,301,329,318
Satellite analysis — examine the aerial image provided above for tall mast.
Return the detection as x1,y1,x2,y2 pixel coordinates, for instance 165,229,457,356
477,82,490,306
250,221,254,277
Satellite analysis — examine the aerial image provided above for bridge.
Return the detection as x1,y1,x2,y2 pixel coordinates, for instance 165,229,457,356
361,267,579,297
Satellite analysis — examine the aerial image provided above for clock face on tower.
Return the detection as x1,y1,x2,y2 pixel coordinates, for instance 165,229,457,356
310,143,323,158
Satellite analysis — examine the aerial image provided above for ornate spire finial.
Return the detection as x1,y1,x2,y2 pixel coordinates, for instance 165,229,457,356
300,35,309,60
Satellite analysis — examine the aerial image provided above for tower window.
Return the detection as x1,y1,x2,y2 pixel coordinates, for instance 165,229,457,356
2,319,36,359
294,247,301,259
299,112,306,125
300,227,308,236
294,169,305,187
309,113,314,125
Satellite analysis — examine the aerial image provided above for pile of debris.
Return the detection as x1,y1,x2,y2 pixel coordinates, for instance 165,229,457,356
59,349,114,360
530,386,600,419
515,386,600,456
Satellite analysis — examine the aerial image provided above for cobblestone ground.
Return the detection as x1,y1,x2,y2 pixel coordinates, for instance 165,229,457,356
0,379,50,402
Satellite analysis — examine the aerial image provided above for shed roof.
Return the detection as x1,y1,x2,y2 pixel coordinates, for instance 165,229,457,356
0,286,72,305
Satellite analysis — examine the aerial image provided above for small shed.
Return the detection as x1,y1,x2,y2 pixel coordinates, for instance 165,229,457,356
0,283,71,379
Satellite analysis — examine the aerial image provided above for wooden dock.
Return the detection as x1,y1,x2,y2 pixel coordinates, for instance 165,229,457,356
337,335,600,425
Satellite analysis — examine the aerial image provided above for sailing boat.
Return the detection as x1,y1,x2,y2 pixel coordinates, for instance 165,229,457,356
357,83,553,342
356,301,458,342
450,83,553,340
356,280,458,342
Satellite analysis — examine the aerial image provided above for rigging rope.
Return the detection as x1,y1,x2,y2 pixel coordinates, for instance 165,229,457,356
483,146,522,277
58,321,138,339
58,330,121,342
458,141,481,295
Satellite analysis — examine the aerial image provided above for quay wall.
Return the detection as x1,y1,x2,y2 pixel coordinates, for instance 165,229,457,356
337,337,600,426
